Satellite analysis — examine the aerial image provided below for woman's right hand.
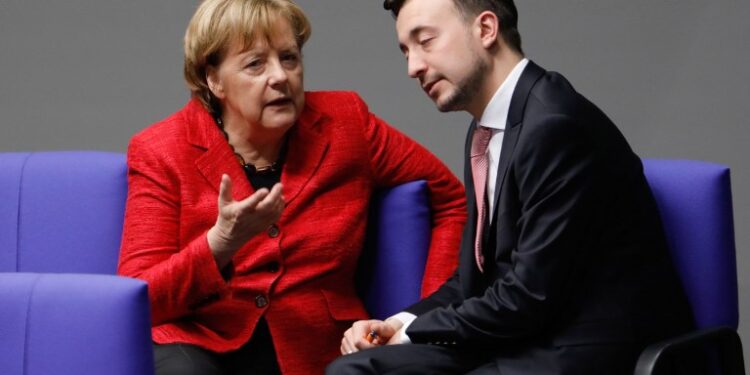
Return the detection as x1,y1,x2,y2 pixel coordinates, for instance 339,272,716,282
207,174,285,268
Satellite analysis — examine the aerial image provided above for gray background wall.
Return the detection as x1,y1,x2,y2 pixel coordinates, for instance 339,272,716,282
2,0,748,366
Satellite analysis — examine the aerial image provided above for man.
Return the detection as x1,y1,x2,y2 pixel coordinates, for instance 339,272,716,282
327,0,693,374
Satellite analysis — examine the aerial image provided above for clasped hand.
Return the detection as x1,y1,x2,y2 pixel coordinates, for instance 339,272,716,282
340,318,403,355
207,174,285,268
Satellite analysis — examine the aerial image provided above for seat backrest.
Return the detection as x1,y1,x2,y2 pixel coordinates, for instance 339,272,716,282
642,159,738,330
0,151,127,273
0,151,431,320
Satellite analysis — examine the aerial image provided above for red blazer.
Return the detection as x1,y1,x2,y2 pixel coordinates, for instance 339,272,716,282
117,91,466,374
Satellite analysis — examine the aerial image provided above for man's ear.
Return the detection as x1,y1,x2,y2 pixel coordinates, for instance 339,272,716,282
475,11,499,49
206,65,225,100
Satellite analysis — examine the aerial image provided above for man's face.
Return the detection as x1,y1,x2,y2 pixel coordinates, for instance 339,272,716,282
396,0,488,112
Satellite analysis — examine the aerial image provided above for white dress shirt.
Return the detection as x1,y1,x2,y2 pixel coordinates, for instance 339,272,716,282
388,58,530,345
479,58,528,220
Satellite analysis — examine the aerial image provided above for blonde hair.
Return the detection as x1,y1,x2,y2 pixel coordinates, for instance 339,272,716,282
184,0,311,112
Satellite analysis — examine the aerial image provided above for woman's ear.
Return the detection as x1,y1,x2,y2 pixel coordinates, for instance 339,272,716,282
206,65,225,100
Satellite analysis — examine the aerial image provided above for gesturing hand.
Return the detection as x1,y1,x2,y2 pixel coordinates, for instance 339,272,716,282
207,174,285,268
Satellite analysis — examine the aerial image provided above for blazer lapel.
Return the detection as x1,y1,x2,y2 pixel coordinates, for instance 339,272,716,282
464,121,478,221
491,61,546,217
281,105,329,205
188,100,329,204
462,121,483,293
187,100,253,200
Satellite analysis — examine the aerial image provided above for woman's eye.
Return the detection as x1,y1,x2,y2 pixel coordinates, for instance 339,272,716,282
245,60,262,70
282,53,300,64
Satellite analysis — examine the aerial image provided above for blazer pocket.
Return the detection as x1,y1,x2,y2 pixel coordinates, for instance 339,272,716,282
320,289,369,321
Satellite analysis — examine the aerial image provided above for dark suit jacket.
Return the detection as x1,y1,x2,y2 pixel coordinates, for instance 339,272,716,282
404,61,693,372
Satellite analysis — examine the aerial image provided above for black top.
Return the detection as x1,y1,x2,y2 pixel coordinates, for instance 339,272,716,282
243,163,282,190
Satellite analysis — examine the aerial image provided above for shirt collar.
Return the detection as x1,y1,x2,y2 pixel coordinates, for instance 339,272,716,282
478,58,529,131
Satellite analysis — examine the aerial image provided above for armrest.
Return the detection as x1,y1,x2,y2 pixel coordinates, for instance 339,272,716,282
357,180,431,320
634,326,745,375
0,273,154,375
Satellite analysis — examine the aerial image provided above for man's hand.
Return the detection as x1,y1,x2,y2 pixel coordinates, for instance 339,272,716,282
340,318,403,355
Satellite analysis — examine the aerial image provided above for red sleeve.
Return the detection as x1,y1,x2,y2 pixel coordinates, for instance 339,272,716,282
117,133,228,325
350,93,467,296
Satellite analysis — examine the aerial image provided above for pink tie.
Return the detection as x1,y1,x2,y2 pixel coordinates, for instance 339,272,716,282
471,126,493,273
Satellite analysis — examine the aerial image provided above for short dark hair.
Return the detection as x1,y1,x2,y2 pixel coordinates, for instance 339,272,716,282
383,0,522,54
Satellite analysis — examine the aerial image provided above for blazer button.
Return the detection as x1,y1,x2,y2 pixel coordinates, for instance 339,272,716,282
267,261,279,273
267,224,280,238
255,295,268,308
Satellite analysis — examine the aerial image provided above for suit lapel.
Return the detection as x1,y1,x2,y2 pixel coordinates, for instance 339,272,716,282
281,105,329,205
464,121,478,220
187,99,253,200
491,61,546,218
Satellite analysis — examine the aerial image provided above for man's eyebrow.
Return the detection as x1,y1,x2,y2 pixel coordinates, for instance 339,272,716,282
409,25,432,40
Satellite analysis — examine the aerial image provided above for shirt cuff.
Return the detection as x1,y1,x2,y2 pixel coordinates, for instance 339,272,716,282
387,312,417,344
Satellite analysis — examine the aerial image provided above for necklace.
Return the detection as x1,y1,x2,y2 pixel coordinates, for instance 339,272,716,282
215,116,284,175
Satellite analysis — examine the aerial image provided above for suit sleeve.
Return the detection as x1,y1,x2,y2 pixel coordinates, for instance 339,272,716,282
348,92,467,296
117,134,229,325
406,114,599,344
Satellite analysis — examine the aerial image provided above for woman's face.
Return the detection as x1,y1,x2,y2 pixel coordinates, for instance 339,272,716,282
207,19,304,136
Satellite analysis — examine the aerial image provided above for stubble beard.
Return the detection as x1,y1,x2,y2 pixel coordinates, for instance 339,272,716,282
435,53,489,113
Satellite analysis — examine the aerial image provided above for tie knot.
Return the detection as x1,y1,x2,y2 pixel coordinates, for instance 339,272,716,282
471,126,493,157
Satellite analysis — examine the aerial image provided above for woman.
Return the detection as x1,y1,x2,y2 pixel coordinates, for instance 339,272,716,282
117,0,466,374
